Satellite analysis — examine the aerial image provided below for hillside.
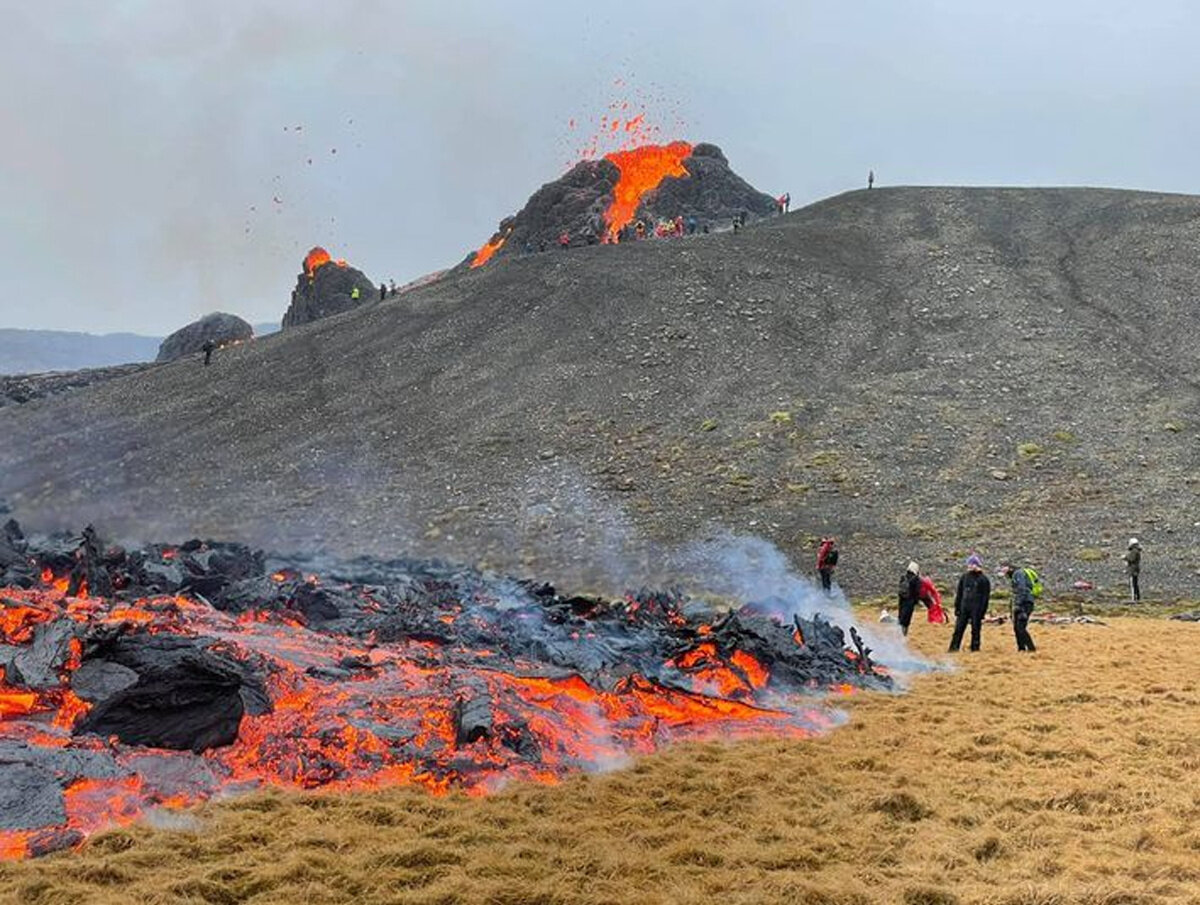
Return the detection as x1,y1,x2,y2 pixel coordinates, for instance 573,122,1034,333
0,187,1197,596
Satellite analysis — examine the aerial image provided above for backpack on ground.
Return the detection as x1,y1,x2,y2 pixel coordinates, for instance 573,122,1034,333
1022,567,1044,599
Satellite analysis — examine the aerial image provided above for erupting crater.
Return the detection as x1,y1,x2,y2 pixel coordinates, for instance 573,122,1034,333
601,140,693,239
466,140,776,266
0,521,888,858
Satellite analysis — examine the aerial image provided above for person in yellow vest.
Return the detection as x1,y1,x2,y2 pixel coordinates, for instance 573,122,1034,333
350,286,360,301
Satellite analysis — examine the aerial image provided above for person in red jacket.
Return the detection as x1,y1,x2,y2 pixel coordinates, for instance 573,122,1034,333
918,573,947,623
816,537,838,593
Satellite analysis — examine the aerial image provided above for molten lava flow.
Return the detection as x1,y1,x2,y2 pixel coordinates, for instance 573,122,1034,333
303,246,331,278
470,232,508,269
603,140,692,239
0,529,890,860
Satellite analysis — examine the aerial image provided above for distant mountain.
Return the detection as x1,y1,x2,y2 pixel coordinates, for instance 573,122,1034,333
0,329,161,375
0,324,279,375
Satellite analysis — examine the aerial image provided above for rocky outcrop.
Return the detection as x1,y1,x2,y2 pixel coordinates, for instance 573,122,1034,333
282,252,378,329
648,143,778,226
156,313,253,363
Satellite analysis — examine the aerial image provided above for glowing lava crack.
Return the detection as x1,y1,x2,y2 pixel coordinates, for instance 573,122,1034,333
0,521,888,858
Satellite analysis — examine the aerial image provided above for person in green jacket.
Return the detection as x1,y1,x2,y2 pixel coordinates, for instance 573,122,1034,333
999,562,1037,652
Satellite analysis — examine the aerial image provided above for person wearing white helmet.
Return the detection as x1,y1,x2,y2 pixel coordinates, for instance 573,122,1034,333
1123,539,1142,603
896,561,922,636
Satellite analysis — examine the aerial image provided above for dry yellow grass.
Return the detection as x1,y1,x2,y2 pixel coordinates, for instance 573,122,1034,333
3,616,1199,905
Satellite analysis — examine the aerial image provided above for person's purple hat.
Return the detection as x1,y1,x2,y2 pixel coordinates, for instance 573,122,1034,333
966,554,983,569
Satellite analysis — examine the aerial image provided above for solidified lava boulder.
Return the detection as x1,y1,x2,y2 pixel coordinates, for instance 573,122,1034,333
156,312,253,363
281,249,378,328
467,141,778,265
74,635,264,753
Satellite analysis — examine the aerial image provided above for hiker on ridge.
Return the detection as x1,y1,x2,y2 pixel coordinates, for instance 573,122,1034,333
948,554,991,652
1124,538,1142,602
816,537,839,593
868,170,875,189
897,561,922,636
999,561,1038,652
201,338,216,367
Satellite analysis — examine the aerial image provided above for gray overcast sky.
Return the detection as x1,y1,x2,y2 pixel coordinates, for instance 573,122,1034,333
2,1,1197,334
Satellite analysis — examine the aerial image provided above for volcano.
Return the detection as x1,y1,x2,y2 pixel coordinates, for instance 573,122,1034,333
281,247,378,328
468,142,777,265
0,520,888,858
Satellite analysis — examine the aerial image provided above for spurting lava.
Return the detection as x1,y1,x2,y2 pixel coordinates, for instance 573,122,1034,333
302,246,348,279
602,140,693,239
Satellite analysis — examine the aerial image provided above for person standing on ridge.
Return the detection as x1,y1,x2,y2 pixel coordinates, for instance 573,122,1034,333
380,283,387,301
949,554,991,652
816,537,839,593
350,286,361,301
1124,538,1142,602
201,338,216,366
784,192,790,212
999,561,1038,652
897,561,922,636
868,170,875,189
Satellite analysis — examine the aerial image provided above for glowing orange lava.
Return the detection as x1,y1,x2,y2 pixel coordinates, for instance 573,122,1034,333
471,232,508,269
602,140,692,239
303,246,331,277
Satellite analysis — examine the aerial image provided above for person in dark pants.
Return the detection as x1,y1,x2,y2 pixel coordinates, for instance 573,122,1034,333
897,561,922,636
999,562,1037,652
949,554,991,652
868,169,875,189
1124,538,1141,602
201,338,216,366
816,537,839,593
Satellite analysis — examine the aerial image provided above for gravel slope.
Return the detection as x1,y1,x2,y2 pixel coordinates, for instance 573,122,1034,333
2,187,1197,596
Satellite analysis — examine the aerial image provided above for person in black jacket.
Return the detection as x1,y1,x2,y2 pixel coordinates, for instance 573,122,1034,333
897,561,922,636
949,554,990,652
999,561,1037,652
